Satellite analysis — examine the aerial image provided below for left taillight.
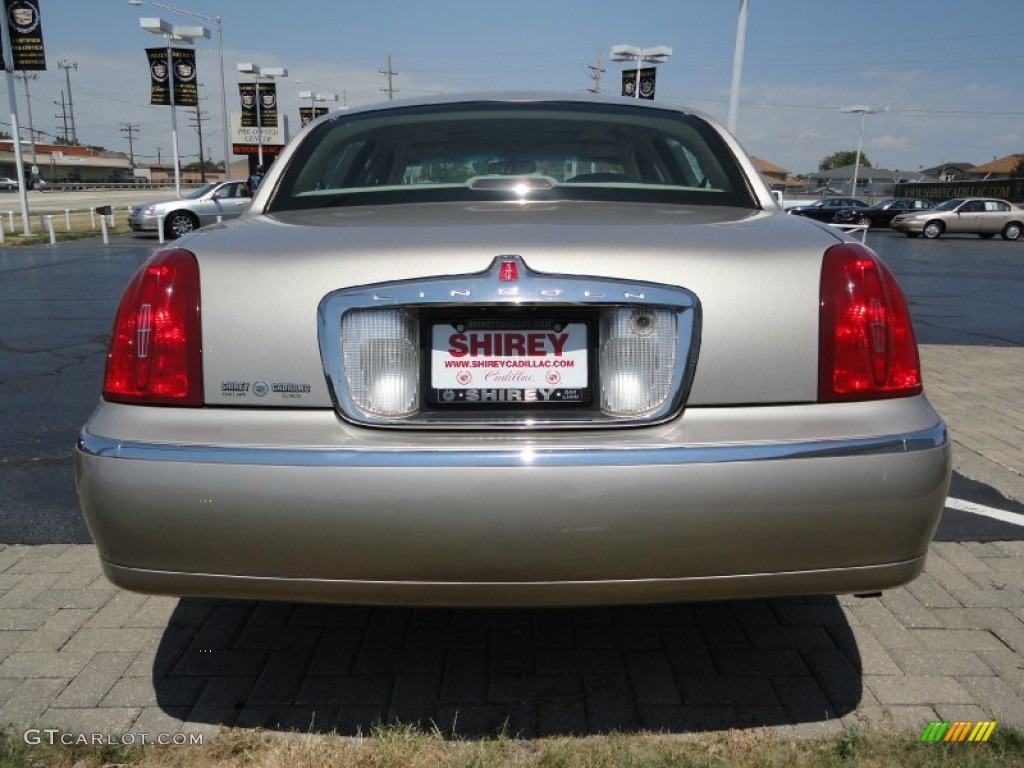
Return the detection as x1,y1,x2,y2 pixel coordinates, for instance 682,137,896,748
103,248,203,406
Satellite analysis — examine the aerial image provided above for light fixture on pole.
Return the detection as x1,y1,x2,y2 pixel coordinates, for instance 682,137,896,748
610,44,672,99
295,77,346,107
841,105,886,198
129,0,230,177
237,62,287,168
297,89,338,124
139,16,209,197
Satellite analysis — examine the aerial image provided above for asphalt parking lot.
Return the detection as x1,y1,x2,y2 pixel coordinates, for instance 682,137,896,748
0,227,1022,740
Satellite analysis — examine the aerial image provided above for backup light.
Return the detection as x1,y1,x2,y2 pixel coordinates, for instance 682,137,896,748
600,308,677,416
341,309,419,417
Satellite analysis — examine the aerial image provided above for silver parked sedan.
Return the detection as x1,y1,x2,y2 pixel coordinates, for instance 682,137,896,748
127,179,252,238
77,94,950,607
891,197,1024,240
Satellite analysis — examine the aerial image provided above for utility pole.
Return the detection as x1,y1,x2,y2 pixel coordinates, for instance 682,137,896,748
54,91,70,143
587,49,605,94
379,54,398,100
120,123,140,167
57,60,78,144
188,99,210,182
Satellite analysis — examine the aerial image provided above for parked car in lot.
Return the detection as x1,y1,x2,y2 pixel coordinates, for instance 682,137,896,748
0,176,19,191
787,196,869,222
77,94,950,607
891,197,1024,240
834,197,936,229
127,179,252,238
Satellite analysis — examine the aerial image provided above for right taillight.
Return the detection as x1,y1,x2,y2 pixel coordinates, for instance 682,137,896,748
103,248,203,406
819,242,922,402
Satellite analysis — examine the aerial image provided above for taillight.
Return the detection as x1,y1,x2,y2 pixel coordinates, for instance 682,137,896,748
103,248,203,406
819,243,921,402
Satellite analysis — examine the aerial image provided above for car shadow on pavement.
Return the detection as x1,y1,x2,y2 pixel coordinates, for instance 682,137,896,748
151,596,862,737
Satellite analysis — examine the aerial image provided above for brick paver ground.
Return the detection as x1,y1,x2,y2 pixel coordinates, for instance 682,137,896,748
0,345,1021,742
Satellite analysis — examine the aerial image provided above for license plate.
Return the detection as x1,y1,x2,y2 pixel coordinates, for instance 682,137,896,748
430,322,589,403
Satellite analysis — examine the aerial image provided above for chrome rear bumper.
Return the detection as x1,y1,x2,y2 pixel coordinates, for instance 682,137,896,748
75,399,950,606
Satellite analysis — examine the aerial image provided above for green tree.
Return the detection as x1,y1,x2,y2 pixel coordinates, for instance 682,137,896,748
818,150,873,172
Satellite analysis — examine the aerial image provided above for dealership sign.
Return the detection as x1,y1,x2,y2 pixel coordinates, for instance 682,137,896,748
231,113,288,156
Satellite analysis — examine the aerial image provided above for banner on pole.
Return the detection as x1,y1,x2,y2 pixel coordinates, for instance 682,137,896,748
1,0,46,71
299,106,329,126
240,82,278,127
147,47,198,107
621,67,656,100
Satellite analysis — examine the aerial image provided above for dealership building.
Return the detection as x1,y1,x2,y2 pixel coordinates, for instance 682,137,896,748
0,140,132,184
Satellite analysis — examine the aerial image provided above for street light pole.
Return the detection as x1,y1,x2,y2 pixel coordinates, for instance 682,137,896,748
0,7,31,234
14,73,38,178
297,89,338,124
129,1,229,176
139,17,209,197
610,44,672,100
841,105,885,198
727,0,749,134
237,63,287,169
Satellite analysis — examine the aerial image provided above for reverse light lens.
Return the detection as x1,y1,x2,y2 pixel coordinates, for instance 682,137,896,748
600,308,677,416
819,243,922,402
103,248,203,405
341,309,419,417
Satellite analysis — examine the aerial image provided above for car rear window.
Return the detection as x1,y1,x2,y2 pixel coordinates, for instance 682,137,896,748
268,101,757,211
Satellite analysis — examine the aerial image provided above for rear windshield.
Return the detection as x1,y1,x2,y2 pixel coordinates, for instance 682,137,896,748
268,101,757,211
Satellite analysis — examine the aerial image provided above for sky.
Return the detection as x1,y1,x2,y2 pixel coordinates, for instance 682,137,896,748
3,0,1023,176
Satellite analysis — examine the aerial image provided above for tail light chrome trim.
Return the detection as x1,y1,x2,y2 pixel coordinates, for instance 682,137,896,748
317,255,701,429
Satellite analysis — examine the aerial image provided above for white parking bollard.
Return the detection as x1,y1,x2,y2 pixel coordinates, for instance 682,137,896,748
65,209,72,232
157,215,165,244
89,208,96,229
46,215,56,245
100,214,109,245
7,211,13,231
